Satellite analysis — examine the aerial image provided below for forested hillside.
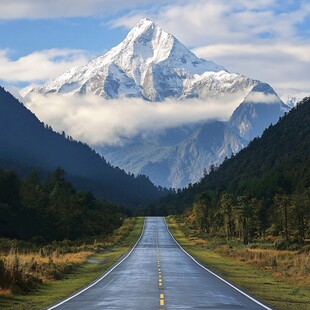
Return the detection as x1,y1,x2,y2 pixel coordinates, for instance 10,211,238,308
0,167,123,241
160,97,310,244
0,87,168,207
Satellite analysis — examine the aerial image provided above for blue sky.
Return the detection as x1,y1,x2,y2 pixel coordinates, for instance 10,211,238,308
0,0,309,99
0,18,127,58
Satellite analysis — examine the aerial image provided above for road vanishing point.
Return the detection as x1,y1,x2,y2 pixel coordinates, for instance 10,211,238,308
48,217,272,309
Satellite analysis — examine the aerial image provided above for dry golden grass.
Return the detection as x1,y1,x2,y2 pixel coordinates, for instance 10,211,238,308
0,249,95,294
209,242,310,287
189,237,208,247
173,215,310,288
168,216,310,310
0,290,11,296
2,250,92,267
0,217,138,296
248,248,296,255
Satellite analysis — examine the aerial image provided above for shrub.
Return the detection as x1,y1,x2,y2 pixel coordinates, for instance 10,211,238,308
298,244,310,254
0,258,8,289
0,256,41,293
274,239,290,250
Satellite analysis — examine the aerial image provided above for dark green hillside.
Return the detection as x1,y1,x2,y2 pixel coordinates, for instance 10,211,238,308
201,97,309,197
0,167,122,241
0,87,168,207
160,97,310,243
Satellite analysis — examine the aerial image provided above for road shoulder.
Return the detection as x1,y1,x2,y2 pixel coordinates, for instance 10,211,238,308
0,217,144,310
166,216,310,310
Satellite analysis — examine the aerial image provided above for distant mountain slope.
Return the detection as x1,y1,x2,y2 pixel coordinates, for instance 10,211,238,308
103,121,246,188
159,97,310,212
103,84,288,188
0,87,167,207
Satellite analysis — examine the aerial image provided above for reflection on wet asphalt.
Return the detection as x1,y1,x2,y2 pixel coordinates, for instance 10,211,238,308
50,217,271,310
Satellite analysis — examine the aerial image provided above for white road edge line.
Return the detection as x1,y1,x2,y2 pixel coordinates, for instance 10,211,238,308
47,217,146,310
164,217,273,310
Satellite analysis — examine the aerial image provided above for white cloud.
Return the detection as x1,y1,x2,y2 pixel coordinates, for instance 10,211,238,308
0,49,89,83
192,43,310,98
111,2,238,46
110,0,310,99
0,0,174,20
245,92,280,104
111,0,309,45
26,93,242,146
108,13,147,29
193,44,310,63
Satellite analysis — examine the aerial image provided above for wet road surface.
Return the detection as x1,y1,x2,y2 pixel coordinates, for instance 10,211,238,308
48,217,272,309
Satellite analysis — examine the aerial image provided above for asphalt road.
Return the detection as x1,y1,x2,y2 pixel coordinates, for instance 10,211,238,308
48,217,272,309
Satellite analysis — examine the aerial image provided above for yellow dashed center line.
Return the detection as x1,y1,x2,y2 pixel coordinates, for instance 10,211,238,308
159,292,165,307
156,219,165,308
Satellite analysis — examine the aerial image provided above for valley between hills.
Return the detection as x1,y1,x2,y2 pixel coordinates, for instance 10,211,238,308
0,17,309,310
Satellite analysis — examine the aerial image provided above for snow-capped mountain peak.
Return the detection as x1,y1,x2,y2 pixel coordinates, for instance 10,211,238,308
88,17,226,89
26,18,229,100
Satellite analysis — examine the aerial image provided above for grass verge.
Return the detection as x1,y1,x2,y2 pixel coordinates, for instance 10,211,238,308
0,217,144,310
166,216,310,310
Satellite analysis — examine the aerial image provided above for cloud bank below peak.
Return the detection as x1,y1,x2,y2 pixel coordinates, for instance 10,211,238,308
25,93,244,147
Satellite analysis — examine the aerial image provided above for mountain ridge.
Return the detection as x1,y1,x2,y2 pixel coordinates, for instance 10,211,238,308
0,86,167,206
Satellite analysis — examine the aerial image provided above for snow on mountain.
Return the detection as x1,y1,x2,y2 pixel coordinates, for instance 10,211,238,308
229,83,289,141
26,18,257,102
283,95,301,108
24,18,290,188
